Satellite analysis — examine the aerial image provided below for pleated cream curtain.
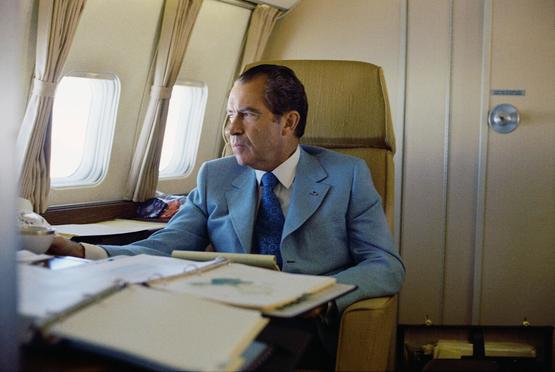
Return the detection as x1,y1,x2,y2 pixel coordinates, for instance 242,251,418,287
16,0,86,212
221,4,283,156
125,0,203,202
238,4,282,71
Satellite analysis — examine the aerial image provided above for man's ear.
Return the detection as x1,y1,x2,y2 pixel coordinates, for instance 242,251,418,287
281,111,300,136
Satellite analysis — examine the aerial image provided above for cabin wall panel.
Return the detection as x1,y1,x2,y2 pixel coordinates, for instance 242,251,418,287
442,0,484,325
47,0,164,205
480,0,555,326
399,0,452,325
265,0,555,330
264,0,402,125
0,0,25,367
18,0,37,127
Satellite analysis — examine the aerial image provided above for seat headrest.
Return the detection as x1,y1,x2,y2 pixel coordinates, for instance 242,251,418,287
244,60,395,153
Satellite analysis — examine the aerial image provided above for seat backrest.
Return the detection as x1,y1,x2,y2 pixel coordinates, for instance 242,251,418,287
223,60,395,231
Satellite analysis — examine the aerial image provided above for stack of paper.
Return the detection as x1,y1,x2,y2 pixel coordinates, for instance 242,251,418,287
48,285,268,371
433,339,536,359
19,254,349,370
19,264,118,319
18,255,223,320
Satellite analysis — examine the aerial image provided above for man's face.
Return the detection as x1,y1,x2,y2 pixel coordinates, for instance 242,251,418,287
226,76,298,171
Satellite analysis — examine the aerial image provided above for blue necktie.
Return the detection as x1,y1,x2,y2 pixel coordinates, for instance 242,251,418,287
253,172,284,268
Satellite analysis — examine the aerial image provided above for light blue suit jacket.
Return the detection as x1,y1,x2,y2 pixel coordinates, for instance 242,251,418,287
103,145,405,312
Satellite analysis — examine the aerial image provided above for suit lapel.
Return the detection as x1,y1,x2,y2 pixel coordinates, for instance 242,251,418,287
225,168,257,253
282,149,330,240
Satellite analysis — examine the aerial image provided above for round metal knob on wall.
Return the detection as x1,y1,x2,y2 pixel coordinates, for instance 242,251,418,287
488,103,520,133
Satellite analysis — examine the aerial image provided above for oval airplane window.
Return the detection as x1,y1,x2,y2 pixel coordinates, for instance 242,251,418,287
51,72,120,188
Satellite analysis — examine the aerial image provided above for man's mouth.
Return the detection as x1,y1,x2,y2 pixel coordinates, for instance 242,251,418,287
231,142,245,149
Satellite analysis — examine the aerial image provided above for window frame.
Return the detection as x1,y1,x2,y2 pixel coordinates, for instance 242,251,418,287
50,71,120,189
159,79,208,180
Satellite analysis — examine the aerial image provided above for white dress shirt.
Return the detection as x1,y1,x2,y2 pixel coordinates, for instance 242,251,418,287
254,145,300,217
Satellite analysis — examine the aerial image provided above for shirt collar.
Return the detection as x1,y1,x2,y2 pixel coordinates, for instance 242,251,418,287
254,146,300,189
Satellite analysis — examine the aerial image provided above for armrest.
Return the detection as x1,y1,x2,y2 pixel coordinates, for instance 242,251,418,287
335,296,397,372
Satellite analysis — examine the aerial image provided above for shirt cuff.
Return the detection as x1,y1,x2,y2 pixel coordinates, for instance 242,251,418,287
81,242,109,260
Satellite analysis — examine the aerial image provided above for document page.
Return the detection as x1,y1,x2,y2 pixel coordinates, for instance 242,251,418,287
49,285,268,371
18,264,117,319
62,254,222,284
150,262,336,311
17,250,52,264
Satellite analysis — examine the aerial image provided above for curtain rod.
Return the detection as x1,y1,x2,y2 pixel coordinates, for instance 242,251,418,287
215,0,256,11
215,0,297,19
216,0,294,12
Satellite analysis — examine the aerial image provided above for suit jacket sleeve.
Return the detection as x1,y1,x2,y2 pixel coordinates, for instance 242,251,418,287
100,165,211,257
332,159,405,313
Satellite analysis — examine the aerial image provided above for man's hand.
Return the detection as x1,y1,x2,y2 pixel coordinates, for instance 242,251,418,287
302,301,339,325
301,303,327,319
46,236,85,258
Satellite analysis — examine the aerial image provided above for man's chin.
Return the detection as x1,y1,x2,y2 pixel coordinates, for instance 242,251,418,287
233,153,248,166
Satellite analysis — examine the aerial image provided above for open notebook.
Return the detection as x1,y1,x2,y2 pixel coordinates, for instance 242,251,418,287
148,262,338,312
19,254,352,369
46,284,268,371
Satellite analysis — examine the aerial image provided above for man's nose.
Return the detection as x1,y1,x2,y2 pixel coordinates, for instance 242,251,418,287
226,116,243,136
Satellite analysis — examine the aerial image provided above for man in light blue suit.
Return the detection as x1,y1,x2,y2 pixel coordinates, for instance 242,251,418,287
104,144,404,312
49,65,404,362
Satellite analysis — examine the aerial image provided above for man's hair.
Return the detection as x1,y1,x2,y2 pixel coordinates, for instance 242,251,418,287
237,64,308,138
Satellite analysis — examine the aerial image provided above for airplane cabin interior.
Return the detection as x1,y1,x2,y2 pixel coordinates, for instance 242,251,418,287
0,0,553,371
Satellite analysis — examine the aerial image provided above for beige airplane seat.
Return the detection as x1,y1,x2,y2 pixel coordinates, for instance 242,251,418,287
225,60,398,372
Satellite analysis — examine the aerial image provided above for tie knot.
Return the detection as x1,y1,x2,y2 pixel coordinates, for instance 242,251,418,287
261,172,279,189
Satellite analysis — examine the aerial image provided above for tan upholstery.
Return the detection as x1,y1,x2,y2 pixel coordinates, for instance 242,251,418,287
336,296,397,371
228,60,398,371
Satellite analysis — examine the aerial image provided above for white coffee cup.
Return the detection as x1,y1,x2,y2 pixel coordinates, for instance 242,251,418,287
19,226,55,254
